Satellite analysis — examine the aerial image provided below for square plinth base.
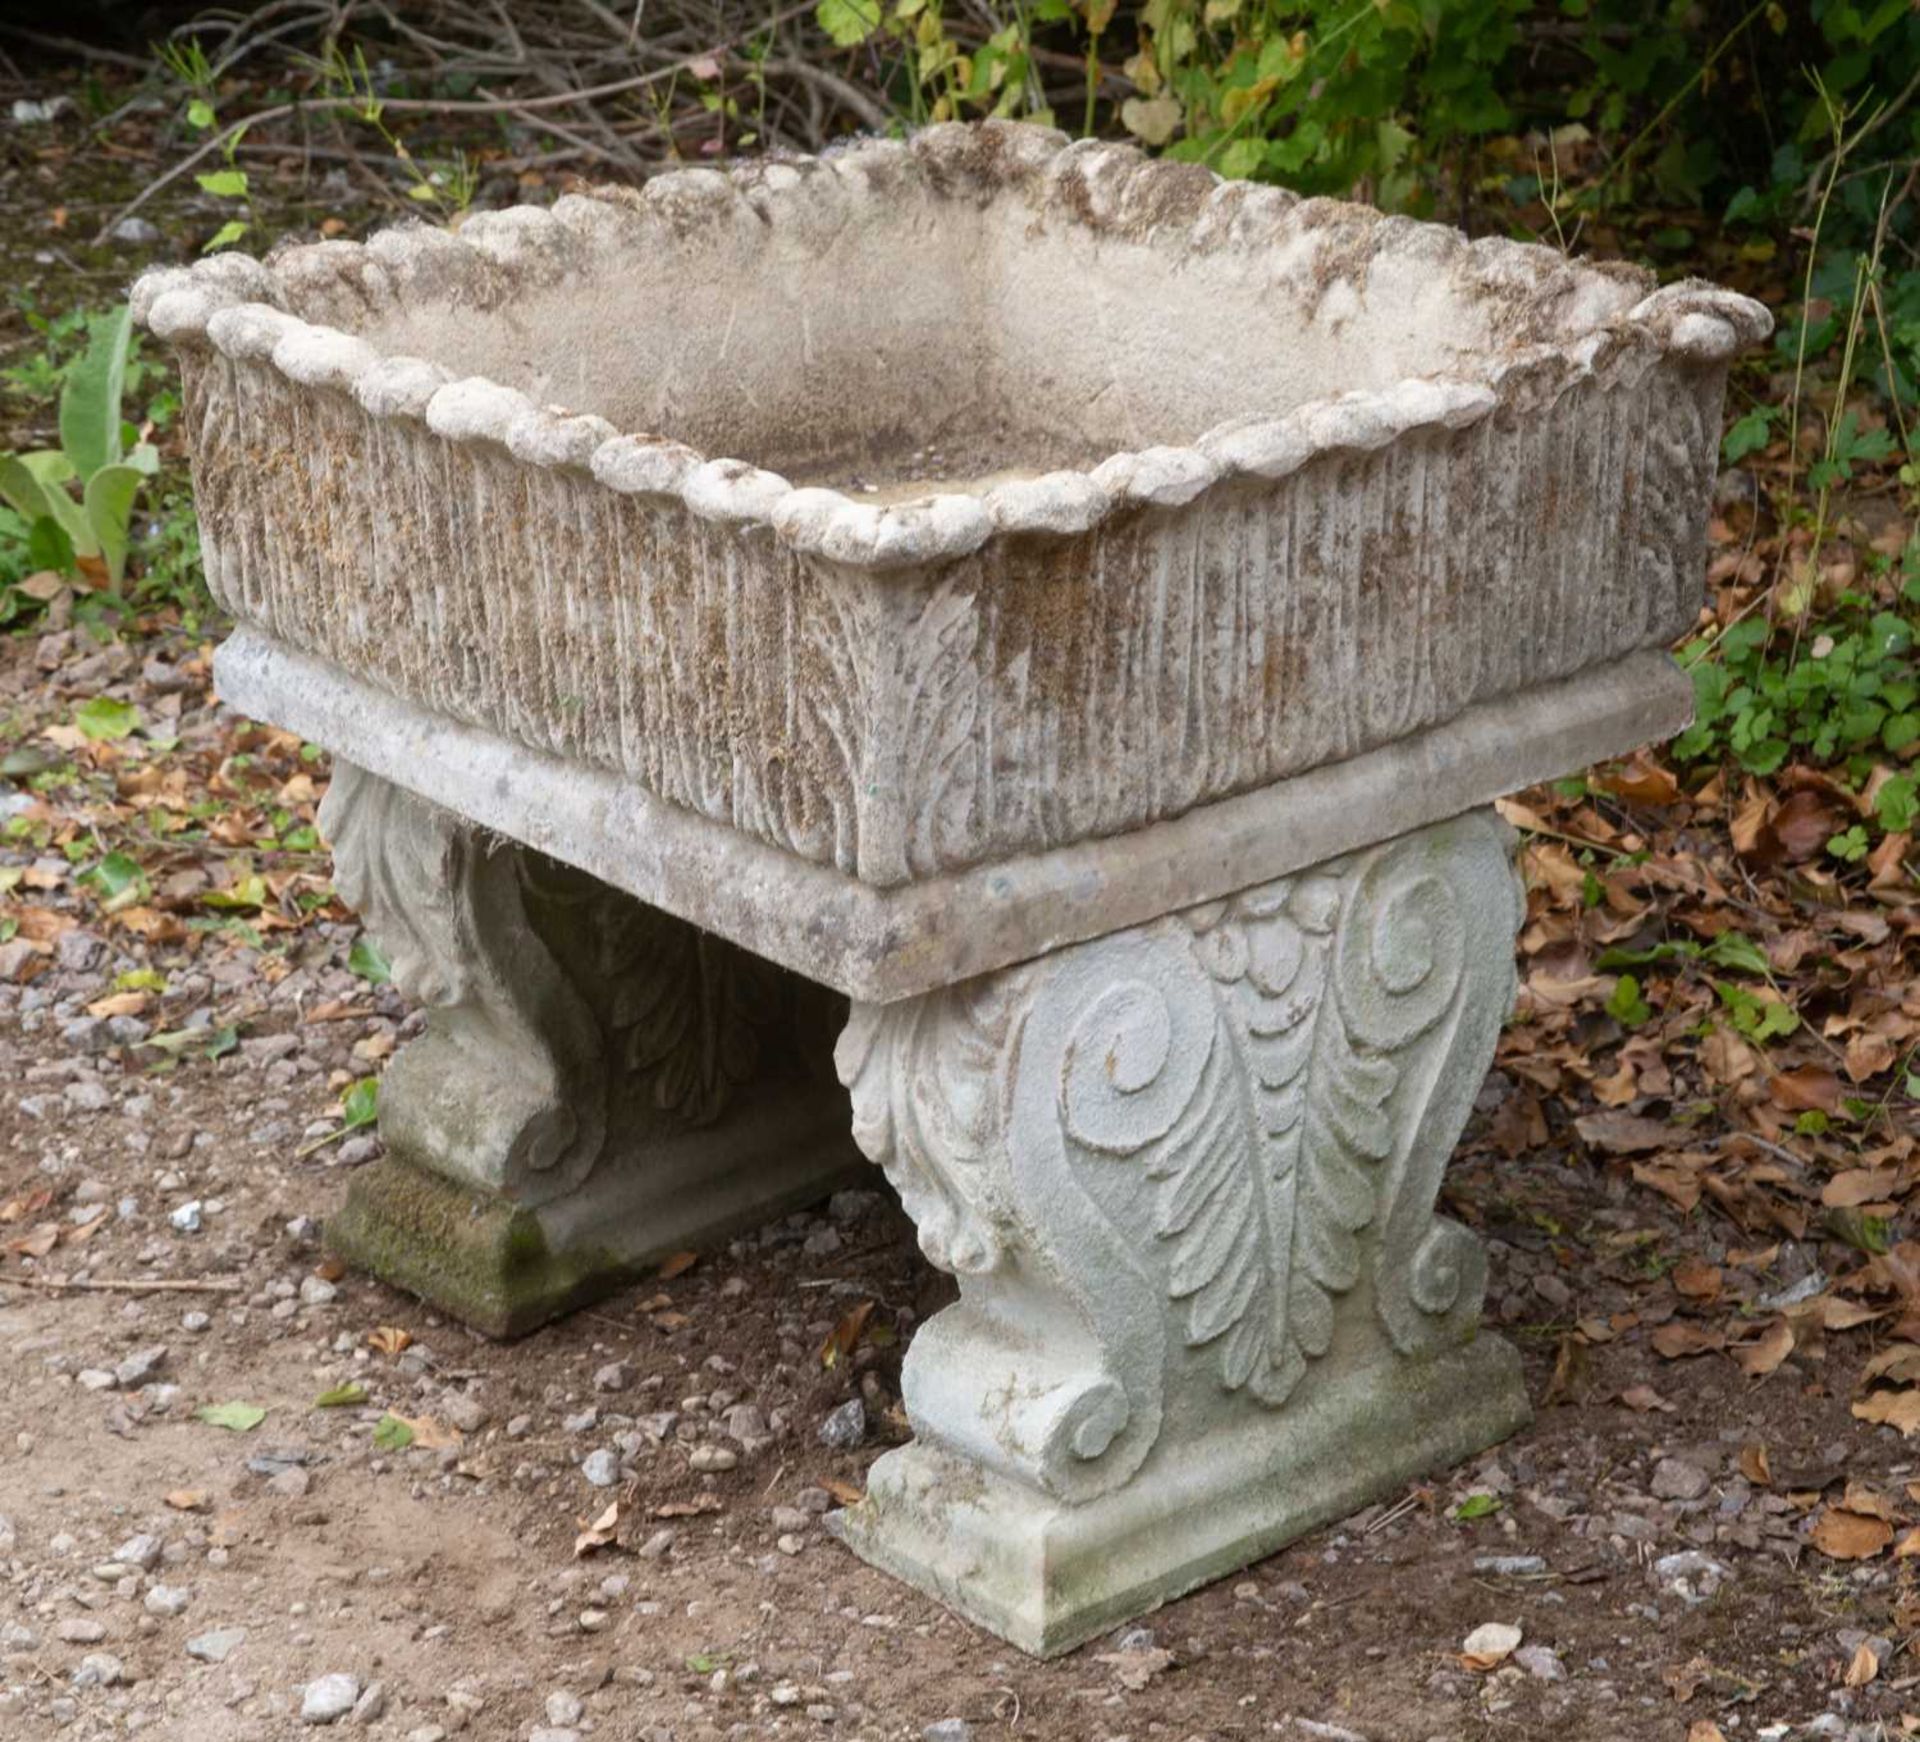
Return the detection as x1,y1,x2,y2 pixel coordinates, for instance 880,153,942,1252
829,1334,1531,1656
327,1093,867,1337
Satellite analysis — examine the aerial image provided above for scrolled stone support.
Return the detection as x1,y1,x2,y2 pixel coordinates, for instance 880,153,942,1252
319,760,605,1207
315,760,864,1336
831,809,1531,1653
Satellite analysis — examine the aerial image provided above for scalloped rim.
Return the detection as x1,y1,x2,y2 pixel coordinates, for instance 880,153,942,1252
132,123,1773,572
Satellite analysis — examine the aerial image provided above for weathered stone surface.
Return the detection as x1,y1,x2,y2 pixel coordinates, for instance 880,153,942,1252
221,630,1688,1004
137,123,1765,891
319,764,864,1334
830,810,1532,1652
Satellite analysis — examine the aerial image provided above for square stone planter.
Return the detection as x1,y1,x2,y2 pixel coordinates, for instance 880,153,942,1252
136,120,1767,1655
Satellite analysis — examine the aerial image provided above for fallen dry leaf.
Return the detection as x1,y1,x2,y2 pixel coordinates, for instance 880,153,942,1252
1673,1258,1723,1301
1688,1723,1728,1742
1094,1646,1176,1691
657,1251,699,1280
822,1476,865,1506
820,1299,876,1371
1824,1168,1901,1208
1665,1656,1711,1701
396,1414,460,1450
5,1224,59,1259
366,1326,413,1356
1811,1503,1896,1560
1653,1322,1726,1360
0,1188,53,1224
1737,1317,1795,1377
1771,1065,1842,1113
574,1500,620,1558
163,1489,209,1512
1845,1640,1881,1687
1575,1111,1677,1155
1853,1390,1920,1437
654,1493,724,1519
1620,1383,1676,1413
1739,1443,1772,1486
1461,1621,1523,1671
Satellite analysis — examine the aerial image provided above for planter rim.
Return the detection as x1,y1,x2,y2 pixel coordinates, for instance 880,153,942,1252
133,121,1771,571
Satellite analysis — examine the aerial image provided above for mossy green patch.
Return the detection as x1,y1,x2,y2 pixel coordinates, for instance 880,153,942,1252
325,1155,642,1338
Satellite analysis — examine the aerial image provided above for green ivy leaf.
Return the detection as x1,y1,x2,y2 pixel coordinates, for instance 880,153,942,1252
816,0,882,47
1715,980,1799,1044
83,852,148,911
372,1412,414,1451
187,98,216,129
1827,824,1870,863
203,219,249,254
1721,403,1778,464
74,696,139,741
1702,932,1770,976
195,169,250,199
1451,1492,1501,1521
347,936,392,984
1606,973,1652,1026
314,1381,369,1408
342,1078,380,1129
195,1400,267,1432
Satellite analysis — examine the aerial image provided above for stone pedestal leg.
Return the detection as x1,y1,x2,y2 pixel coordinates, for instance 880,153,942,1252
318,762,865,1336
830,809,1532,1655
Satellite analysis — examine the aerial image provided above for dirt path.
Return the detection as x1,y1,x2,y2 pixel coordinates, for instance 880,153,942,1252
0,876,1907,1742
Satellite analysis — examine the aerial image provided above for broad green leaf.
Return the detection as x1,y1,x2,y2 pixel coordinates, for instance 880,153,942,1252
195,169,250,199
17,451,76,488
372,1412,414,1451
1605,974,1651,1026
347,936,391,984
342,1078,380,1129
1451,1492,1501,1520
203,874,268,910
83,851,149,913
84,462,146,584
27,515,74,574
203,219,248,254
125,441,160,477
5,455,95,557
816,0,882,47
74,697,139,741
194,1400,267,1432
314,1381,368,1408
1702,932,1770,976
0,455,56,525
187,98,216,129
58,306,131,482
142,1023,239,1063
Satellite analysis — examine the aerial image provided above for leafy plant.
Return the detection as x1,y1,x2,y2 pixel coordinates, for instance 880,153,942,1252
1673,588,1918,834
158,38,255,252
0,306,157,589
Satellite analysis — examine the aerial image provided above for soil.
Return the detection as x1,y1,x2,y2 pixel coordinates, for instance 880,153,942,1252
1,991,1911,1742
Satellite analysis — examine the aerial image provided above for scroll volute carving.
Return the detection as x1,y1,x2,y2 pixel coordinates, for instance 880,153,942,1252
838,810,1521,1504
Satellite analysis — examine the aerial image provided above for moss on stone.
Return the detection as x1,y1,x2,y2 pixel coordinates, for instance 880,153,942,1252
325,1156,640,1338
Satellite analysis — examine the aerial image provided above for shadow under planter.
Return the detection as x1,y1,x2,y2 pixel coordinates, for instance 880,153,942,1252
318,763,865,1338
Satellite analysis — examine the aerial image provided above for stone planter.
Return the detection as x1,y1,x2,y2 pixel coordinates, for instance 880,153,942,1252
137,120,1767,1655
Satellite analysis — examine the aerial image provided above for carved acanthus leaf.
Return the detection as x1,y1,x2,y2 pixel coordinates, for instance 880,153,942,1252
836,983,1016,1275
1063,854,1468,1409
